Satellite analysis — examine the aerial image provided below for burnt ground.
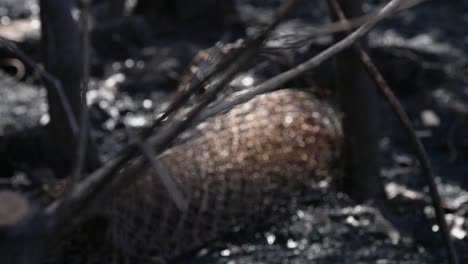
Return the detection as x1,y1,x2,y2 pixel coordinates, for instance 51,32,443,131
1,0,468,263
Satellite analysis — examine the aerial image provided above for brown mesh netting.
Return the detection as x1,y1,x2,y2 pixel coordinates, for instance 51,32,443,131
106,89,342,261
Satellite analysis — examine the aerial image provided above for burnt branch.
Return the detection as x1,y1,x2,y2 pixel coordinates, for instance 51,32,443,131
192,0,421,127
67,0,92,203
266,0,426,51
39,0,100,177
137,140,189,212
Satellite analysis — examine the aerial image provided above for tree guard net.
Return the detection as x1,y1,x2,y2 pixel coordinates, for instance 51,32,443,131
104,89,343,261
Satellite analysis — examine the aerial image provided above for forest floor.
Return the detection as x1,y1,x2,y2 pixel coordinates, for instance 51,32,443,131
0,0,468,263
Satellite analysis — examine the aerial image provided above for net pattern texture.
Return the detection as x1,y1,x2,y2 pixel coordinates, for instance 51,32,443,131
107,89,342,261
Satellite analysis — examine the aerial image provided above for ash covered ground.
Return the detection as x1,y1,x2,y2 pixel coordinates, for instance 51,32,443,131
0,0,468,263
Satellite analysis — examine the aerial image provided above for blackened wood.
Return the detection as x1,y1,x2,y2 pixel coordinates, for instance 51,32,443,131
330,0,385,202
40,0,100,176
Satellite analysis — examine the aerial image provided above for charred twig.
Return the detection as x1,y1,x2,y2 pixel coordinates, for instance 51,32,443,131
192,0,414,126
40,0,104,176
125,123,188,213
68,0,92,203
327,0,457,263
138,141,189,212
142,42,240,138
266,0,426,51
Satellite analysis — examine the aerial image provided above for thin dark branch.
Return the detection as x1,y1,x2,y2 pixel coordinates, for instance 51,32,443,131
192,0,412,126
0,36,78,135
266,0,426,51
137,141,188,212
327,0,457,263
142,42,241,138
125,123,188,212
67,0,92,203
